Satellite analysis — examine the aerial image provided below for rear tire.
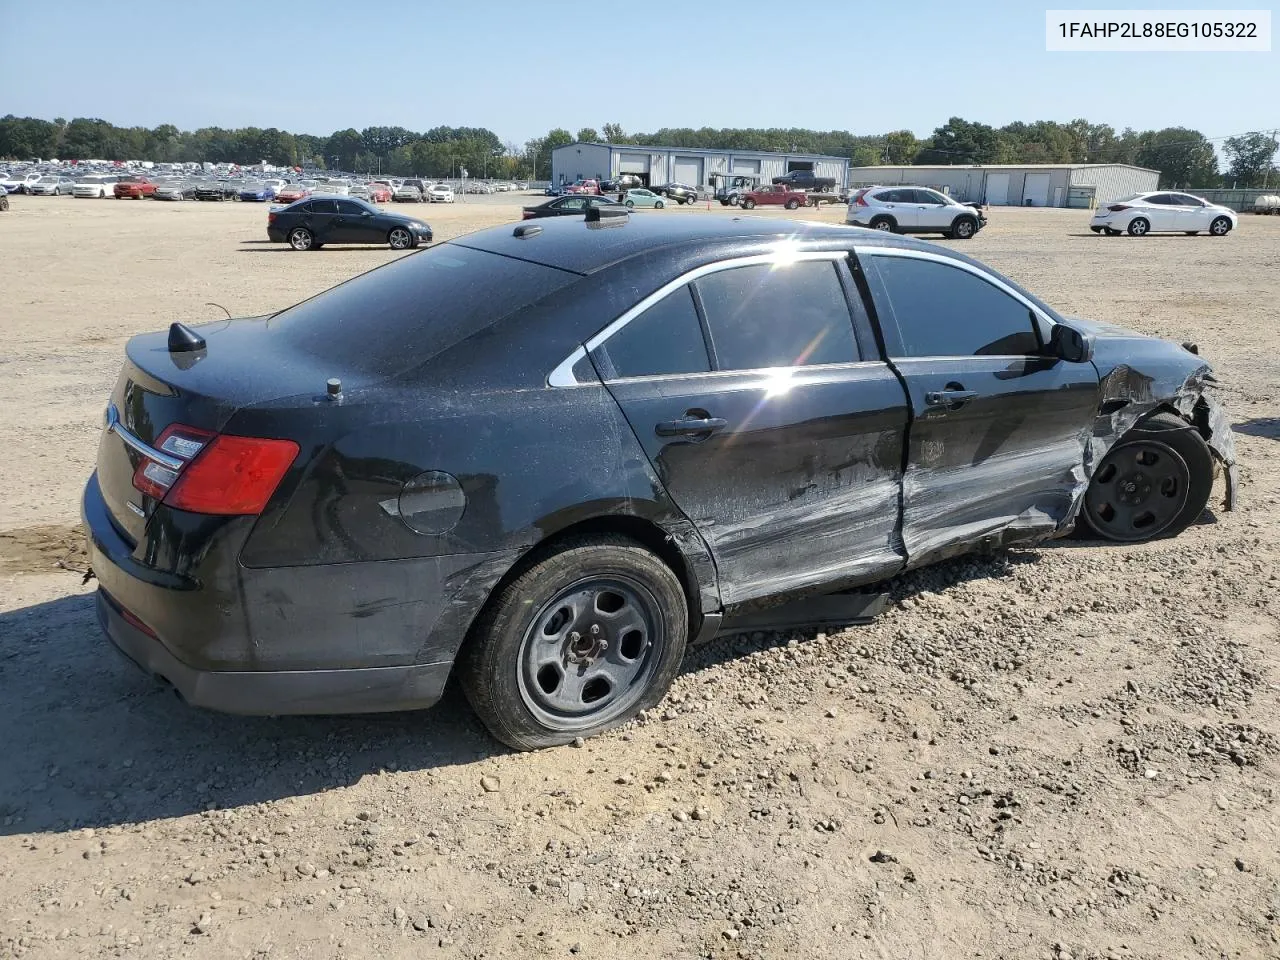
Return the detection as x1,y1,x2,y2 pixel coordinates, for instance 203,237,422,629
1126,217,1149,236
459,535,689,750
1081,413,1214,542
868,215,896,232
288,227,315,251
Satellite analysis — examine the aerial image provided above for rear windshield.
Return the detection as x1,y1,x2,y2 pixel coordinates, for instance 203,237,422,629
269,245,579,377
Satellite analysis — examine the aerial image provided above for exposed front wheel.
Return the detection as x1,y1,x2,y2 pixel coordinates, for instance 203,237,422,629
1209,216,1232,236
740,199,755,209
1127,217,1150,236
784,199,800,210
388,226,415,249
288,227,315,251
951,216,978,239
655,200,664,208
624,199,635,208
1081,413,1213,542
459,535,689,750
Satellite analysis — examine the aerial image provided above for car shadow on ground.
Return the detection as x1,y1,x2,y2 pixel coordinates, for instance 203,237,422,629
0,591,504,838
1234,417,1280,441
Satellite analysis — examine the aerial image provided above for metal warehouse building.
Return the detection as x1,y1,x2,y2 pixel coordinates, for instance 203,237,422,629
552,142,851,192
848,163,1160,208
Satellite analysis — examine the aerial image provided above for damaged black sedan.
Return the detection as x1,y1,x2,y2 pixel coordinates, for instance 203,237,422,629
82,213,1237,749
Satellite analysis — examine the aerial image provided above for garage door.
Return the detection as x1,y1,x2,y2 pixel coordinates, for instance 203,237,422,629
985,172,1010,205
673,156,703,186
732,159,761,176
618,153,650,175
1023,172,1051,206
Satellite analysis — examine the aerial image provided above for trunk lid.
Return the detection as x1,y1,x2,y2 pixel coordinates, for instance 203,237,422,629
95,316,371,544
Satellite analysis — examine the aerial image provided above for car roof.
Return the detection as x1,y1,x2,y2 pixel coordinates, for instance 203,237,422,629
450,214,947,276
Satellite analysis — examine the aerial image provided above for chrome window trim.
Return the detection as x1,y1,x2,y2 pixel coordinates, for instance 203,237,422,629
601,358,889,386
546,251,851,387
104,402,185,472
854,244,1056,330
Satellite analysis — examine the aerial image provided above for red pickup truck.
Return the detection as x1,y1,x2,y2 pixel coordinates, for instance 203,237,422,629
739,185,807,210
114,176,157,199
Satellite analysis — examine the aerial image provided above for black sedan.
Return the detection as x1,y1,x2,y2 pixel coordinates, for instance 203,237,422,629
266,196,432,250
522,195,628,220
651,182,700,204
83,214,1236,750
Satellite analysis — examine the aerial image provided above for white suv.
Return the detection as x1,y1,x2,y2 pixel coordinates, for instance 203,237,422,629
847,186,986,239
1089,191,1236,237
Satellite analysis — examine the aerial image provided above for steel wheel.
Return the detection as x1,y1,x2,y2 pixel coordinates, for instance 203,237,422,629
1210,216,1231,236
516,575,665,733
388,227,413,249
1084,439,1191,541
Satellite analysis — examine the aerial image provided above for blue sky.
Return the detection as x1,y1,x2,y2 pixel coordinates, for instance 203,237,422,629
1,0,1274,143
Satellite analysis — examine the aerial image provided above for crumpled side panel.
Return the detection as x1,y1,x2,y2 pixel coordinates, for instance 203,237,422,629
1069,363,1238,527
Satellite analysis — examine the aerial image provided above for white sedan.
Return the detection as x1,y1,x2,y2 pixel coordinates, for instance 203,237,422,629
428,184,454,203
1090,191,1236,237
73,175,119,198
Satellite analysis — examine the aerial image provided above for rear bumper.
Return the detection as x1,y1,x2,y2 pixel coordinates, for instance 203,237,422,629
97,588,452,715
81,471,506,715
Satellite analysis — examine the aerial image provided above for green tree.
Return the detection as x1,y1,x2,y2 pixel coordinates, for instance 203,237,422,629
1133,127,1219,187
915,117,1003,164
324,128,363,170
1223,131,1279,187
576,127,599,143
534,128,573,181
881,130,919,164
601,122,632,144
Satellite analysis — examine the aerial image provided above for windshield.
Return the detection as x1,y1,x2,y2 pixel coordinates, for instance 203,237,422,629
270,245,579,377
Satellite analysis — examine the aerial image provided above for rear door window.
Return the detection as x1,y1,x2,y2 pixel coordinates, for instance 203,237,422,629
271,246,579,377
597,286,709,379
694,260,859,370
310,198,339,214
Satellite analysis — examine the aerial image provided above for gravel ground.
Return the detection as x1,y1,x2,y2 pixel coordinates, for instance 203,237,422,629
1,195,1278,960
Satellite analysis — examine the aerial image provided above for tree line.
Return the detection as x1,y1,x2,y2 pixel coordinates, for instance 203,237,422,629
2,114,1276,187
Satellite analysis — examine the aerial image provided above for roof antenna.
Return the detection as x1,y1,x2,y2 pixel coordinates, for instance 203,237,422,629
205,302,231,320
167,321,206,353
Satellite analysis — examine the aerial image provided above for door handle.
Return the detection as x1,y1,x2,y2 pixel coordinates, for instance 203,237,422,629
656,416,727,437
925,388,978,407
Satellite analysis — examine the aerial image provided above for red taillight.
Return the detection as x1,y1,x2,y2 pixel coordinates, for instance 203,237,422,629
268,212,277,223
165,435,299,515
1107,204,1130,211
855,190,869,207
132,424,215,499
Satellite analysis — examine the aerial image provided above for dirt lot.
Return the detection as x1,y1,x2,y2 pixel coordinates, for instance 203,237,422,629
1,195,1278,960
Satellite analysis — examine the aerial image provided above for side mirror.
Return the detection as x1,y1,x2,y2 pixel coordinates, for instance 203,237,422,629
1049,324,1094,363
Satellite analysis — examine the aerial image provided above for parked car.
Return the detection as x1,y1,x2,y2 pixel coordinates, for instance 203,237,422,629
1089,191,1236,237
563,179,601,195
393,184,425,203
348,183,373,201
428,184,455,203
0,172,41,194
847,186,986,239
274,184,311,204
544,183,564,196
153,181,197,201
521,195,627,219
738,184,808,210
771,170,837,192
195,182,234,201
267,196,432,250
401,178,430,197
30,175,76,196
710,174,759,207
369,183,393,203
650,182,699,204
240,181,277,202
622,188,667,209
74,175,119,198
80,214,1237,751
115,176,157,199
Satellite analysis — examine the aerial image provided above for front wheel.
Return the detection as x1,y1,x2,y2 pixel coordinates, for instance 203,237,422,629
288,227,315,251
1081,413,1213,542
654,200,664,209
1127,217,1150,236
459,535,689,750
1209,216,1232,236
741,198,755,209
624,199,635,208
784,199,800,210
950,216,978,239
388,226,415,249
